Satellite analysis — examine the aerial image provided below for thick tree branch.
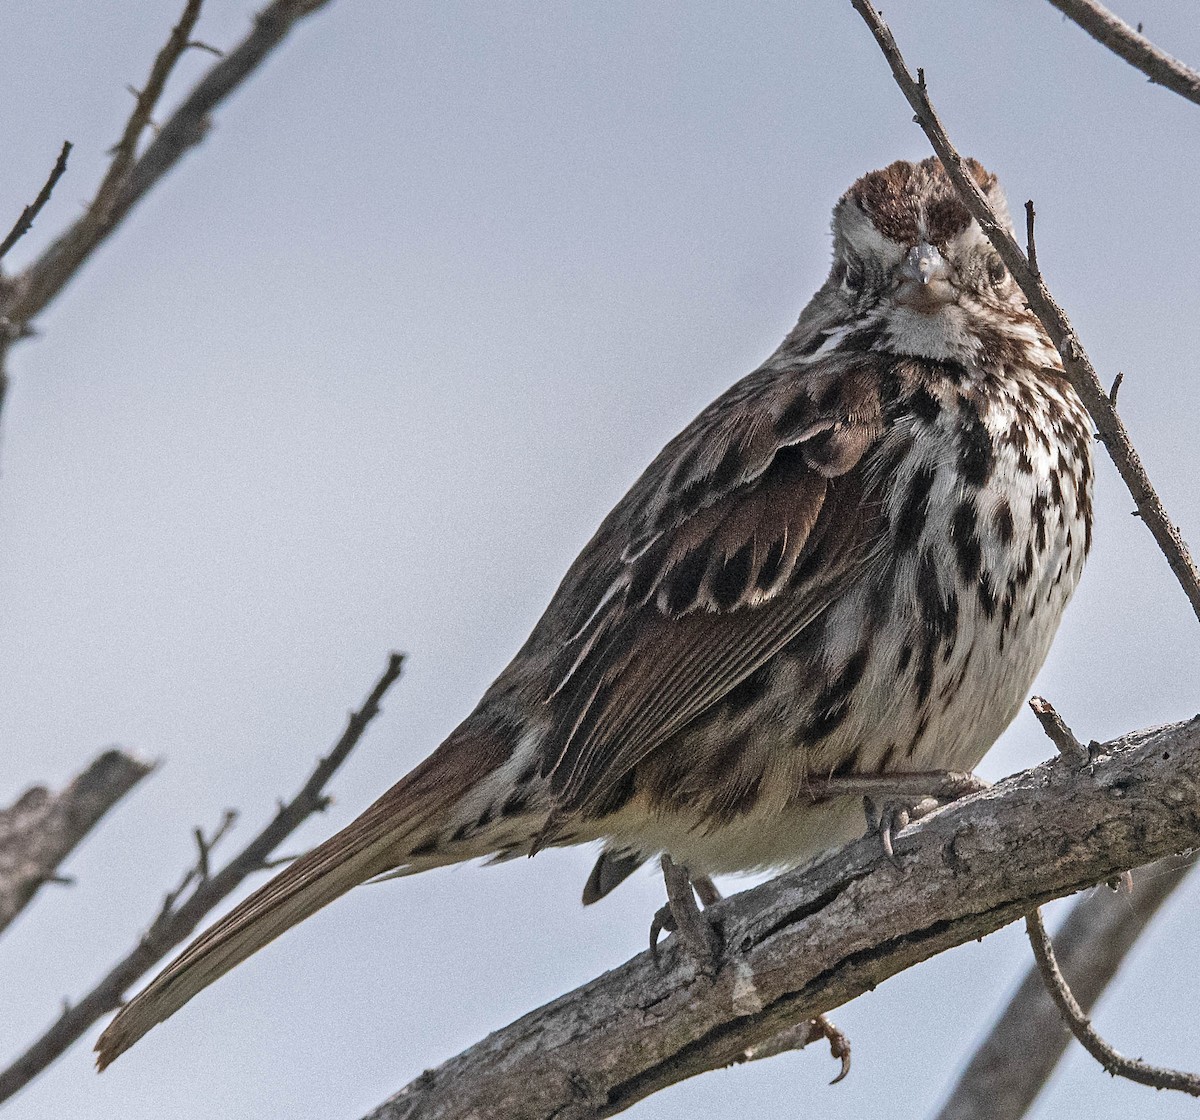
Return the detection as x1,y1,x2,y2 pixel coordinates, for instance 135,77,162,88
358,716,1200,1120
850,0,1200,626
0,0,337,333
0,749,154,937
1046,0,1200,107
0,652,403,1106
933,856,1196,1120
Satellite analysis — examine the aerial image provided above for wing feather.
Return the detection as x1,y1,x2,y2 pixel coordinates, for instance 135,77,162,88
535,353,887,819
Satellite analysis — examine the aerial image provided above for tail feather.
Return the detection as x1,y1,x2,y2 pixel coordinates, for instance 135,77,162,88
95,727,511,1069
581,847,646,904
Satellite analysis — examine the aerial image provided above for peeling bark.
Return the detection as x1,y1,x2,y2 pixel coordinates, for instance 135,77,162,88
0,749,153,935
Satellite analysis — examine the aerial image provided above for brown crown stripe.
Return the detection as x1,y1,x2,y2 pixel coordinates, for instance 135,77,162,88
847,156,995,246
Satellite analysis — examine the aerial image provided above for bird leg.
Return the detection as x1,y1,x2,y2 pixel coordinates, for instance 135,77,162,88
802,769,990,803
802,769,990,867
692,873,722,907
649,855,722,974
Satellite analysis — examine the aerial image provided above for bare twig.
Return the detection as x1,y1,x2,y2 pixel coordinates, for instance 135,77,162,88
0,749,154,936
0,141,73,264
190,809,238,886
1046,0,1200,107
933,856,1196,1120
1025,907,1200,1096
1022,199,1038,276
802,770,988,802
0,653,403,1105
850,0,1200,626
0,0,338,334
92,0,203,223
358,717,1200,1120
1028,696,1089,766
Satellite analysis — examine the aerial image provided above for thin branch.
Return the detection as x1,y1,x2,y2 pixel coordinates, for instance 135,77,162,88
0,749,154,936
934,856,1197,1120
187,40,225,58
356,717,1200,1120
258,849,303,869
0,0,338,332
849,0,1200,626
1025,907,1200,1096
1046,0,1200,107
1022,199,1038,277
190,809,238,887
91,0,204,223
0,652,403,1106
0,141,73,264
1027,696,1089,766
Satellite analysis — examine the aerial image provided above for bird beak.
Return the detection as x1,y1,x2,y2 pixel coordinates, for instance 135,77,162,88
896,241,956,310
902,241,950,286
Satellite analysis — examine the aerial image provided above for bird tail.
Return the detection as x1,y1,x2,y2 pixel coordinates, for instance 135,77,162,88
94,727,512,1070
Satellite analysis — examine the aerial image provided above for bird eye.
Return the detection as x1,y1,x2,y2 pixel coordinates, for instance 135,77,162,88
987,256,1007,284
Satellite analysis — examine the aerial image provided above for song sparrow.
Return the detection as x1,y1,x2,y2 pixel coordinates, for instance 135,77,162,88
96,156,1092,1067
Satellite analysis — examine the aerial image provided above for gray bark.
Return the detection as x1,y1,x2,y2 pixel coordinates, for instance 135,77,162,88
0,749,154,935
1046,0,1200,107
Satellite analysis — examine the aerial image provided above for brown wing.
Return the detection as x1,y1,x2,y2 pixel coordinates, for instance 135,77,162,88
536,355,888,819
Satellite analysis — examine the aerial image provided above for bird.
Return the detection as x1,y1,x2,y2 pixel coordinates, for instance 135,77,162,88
96,156,1093,1068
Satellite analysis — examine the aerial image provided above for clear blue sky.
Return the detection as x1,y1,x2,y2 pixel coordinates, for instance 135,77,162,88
2,2,1199,1118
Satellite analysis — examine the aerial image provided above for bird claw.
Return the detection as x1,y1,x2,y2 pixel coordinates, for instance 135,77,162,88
863,795,901,867
649,855,722,974
852,774,983,866
863,795,940,868
649,902,674,965
811,1013,852,1084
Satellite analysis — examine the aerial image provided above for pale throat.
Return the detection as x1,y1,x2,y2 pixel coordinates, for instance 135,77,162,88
881,302,980,365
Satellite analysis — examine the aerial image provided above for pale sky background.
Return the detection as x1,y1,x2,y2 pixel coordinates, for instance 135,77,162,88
2,2,1199,1118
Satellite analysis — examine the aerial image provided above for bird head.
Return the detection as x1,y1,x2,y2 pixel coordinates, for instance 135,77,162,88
829,156,1016,318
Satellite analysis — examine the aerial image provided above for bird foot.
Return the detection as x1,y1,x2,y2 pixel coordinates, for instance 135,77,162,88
811,1013,852,1084
649,856,722,974
737,1012,852,1082
803,769,989,867
862,794,939,867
